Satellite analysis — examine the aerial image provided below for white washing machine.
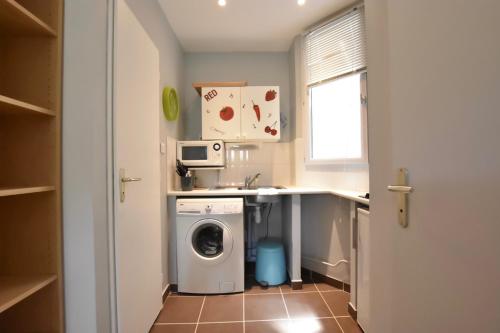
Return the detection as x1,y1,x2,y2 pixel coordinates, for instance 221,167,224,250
176,198,244,294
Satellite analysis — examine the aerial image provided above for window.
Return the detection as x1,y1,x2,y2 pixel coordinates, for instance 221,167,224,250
305,5,368,164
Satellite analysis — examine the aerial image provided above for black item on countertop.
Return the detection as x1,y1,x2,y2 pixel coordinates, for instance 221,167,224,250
358,193,369,199
176,159,189,177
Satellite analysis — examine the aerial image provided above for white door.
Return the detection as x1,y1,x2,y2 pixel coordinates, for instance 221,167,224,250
114,1,162,332
366,1,500,332
241,86,280,141
201,87,241,141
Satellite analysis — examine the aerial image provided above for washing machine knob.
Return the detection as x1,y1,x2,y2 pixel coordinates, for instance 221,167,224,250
205,205,212,213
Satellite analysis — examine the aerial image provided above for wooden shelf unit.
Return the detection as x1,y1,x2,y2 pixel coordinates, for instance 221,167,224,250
0,95,55,116
0,186,55,197
0,0,63,332
0,0,57,37
0,275,57,314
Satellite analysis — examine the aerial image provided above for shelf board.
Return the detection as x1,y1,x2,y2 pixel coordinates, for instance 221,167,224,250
0,275,57,314
193,81,248,96
0,95,55,117
0,186,55,197
0,0,56,37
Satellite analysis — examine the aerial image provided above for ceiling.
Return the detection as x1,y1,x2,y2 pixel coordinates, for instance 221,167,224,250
158,0,355,52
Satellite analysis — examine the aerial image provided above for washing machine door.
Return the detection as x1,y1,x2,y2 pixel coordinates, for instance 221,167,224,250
187,218,233,265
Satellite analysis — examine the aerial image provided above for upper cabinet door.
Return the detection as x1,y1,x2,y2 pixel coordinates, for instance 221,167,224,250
240,86,280,141
202,87,242,141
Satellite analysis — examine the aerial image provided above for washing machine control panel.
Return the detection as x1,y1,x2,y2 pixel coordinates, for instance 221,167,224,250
177,199,243,215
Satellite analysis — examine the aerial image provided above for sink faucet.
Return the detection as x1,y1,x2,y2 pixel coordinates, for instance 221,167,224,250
244,173,261,189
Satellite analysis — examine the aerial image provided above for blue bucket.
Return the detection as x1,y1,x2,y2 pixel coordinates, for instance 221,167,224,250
255,238,287,286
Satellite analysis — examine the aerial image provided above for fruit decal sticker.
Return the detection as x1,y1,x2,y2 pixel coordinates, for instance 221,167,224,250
265,121,278,136
265,89,277,101
219,106,234,121
251,100,261,122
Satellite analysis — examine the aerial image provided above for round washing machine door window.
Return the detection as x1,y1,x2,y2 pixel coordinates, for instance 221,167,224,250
187,218,234,264
192,223,224,258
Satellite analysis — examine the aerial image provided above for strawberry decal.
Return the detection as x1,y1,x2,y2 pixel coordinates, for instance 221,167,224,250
265,89,277,101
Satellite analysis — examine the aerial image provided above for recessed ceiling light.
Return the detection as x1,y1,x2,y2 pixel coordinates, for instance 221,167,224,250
218,0,226,7
298,0,306,6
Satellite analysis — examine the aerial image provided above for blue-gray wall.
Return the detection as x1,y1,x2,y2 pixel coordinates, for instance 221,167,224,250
63,0,184,332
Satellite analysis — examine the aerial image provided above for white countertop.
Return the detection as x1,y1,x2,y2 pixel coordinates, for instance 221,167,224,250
167,186,369,205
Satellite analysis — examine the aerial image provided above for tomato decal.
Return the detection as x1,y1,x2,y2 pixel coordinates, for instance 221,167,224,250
219,106,234,121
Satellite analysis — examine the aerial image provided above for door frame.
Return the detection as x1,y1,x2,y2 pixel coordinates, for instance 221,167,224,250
105,0,118,332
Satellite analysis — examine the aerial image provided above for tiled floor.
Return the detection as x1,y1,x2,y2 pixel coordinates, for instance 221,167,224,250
150,275,363,333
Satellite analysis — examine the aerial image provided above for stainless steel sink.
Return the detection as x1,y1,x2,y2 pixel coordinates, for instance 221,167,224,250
209,185,286,191
245,194,280,204
237,185,286,190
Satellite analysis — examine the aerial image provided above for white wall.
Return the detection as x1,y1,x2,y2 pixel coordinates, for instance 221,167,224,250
124,0,185,290
63,1,111,332
301,195,352,283
183,52,292,142
287,30,368,285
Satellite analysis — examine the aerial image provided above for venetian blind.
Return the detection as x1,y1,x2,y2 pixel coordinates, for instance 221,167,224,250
305,6,367,86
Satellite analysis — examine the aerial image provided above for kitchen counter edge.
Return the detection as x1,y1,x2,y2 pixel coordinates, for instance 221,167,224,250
167,187,369,205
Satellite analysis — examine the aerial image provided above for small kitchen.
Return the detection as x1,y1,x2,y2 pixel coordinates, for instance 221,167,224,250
160,2,370,331
66,0,371,332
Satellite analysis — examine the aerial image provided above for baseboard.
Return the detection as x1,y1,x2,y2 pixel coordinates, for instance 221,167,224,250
302,255,349,283
290,280,303,290
162,284,173,303
348,302,357,320
303,267,350,292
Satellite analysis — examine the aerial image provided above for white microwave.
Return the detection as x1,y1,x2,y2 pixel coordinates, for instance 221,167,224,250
176,140,225,167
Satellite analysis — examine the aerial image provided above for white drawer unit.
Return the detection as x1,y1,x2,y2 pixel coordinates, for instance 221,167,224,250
357,208,370,332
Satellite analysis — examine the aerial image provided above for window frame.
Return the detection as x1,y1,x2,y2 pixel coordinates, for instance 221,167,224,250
304,71,369,166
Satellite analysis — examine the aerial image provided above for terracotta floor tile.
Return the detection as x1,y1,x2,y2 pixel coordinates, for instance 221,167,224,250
149,324,196,333
321,291,350,317
245,320,291,333
245,277,282,294
337,317,363,333
156,296,204,323
196,322,244,333
283,292,332,319
244,294,288,320
199,294,243,322
290,318,343,333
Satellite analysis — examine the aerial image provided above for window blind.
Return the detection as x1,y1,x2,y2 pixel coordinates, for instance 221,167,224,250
305,6,367,86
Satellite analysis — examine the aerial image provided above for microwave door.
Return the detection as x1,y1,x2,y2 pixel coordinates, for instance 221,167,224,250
182,146,208,165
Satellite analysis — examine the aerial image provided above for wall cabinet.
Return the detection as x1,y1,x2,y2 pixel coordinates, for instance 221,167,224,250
201,86,280,141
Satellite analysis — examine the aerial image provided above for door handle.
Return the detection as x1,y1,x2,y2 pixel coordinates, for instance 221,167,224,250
119,169,141,203
387,168,414,228
121,177,142,183
387,185,413,193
